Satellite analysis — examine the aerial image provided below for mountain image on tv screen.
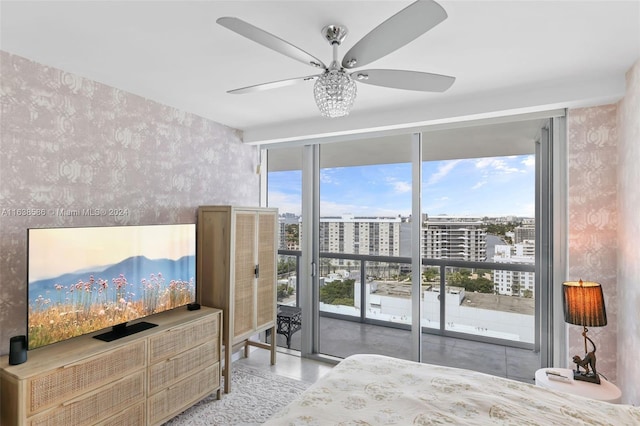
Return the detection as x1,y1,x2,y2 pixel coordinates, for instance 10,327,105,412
27,224,196,349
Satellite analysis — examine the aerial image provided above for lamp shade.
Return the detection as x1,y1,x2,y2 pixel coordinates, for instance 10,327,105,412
563,280,607,327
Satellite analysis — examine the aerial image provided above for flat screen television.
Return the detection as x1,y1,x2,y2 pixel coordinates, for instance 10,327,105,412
27,223,196,350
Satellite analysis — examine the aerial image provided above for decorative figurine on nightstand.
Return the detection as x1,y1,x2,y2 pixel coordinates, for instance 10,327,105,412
572,331,600,384
563,280,608,385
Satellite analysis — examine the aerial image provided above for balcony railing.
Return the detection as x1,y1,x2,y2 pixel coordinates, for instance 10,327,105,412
277,249,536,350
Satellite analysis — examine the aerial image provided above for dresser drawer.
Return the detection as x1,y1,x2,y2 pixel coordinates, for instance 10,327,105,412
96,401,145,426
148,315,219,364
28,369,145,426
147,363,219,425
1,309,222,426
27,340,146,415
148,339,218,394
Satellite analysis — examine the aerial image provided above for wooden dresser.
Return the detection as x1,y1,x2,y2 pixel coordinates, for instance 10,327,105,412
0,306,222,426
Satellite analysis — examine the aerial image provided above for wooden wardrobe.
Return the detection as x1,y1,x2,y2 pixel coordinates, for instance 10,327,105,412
197,206,278,393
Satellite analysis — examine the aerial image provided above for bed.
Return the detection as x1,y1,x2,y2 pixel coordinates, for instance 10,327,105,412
265,354,640,425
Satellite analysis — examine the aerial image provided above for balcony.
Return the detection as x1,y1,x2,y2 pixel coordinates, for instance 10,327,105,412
270,316,538,383
276,250,540,383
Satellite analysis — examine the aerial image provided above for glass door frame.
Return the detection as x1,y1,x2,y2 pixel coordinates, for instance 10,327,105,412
263,111,567,366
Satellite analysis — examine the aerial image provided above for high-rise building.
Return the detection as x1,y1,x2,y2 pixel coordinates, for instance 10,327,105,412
422,215,487,261
278,213,301,250
493,241,535,297
513,224,536,244
319,215,401,266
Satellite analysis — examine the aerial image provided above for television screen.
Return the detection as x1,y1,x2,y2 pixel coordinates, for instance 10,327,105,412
27,224,196,349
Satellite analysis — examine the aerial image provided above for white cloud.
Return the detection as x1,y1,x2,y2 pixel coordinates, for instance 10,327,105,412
320,168,340,185
426,160,462,185
471,180,487,190
474,158,493,169
519,202,536,217
320,174,335,185
319,200,364,216
521,155,535,167
475,158,521,174
319,200,408,217
392,180,411,193
267,191,301,215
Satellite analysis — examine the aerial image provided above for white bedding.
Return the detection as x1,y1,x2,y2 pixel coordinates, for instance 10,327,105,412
265,354,640,425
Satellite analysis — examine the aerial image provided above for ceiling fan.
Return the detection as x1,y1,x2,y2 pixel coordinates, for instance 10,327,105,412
217,0,455,118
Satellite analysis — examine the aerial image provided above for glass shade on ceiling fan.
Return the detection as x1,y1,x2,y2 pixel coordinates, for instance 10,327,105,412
313,69,357,118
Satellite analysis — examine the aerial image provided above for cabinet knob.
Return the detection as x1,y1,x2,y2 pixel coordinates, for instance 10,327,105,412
254,264,259,278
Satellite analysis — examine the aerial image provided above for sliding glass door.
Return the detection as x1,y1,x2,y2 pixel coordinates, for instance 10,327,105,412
266,113,563,376
266,146,303,350
316,135,414,359
418,120,541,379
420,121,538,342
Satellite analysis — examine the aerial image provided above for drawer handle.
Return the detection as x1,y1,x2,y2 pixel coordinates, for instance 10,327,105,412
62,390,93,407
62,360,86,369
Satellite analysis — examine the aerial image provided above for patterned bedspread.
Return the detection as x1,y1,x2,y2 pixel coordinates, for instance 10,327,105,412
265,354,640,425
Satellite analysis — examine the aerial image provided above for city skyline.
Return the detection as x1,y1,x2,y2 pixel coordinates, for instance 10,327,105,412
268,154,535,218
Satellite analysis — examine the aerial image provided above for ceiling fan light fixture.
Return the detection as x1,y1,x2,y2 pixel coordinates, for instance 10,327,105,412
219,1,454,118
313,69,357,118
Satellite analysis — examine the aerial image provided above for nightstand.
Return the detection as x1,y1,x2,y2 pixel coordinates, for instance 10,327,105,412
535,368,622,404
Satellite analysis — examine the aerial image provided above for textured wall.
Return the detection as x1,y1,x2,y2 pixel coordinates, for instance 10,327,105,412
616,59,640,406
566,104,618,385
0,51,260,355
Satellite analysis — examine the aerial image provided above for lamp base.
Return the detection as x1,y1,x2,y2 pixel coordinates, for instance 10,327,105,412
573,370,601,385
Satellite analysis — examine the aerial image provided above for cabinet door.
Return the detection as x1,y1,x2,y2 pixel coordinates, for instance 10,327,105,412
232,211,257,340
256,211,276,330
197,207,231,311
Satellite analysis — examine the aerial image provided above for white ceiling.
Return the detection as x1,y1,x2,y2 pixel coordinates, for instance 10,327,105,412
1,1,639,145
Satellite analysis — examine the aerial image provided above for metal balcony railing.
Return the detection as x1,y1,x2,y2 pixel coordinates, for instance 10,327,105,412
277,249,536,350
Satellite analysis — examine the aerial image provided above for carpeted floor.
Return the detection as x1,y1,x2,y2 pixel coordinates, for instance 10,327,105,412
163,363,311,425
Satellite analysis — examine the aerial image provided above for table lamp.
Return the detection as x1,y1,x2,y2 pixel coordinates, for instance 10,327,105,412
563,280,607,384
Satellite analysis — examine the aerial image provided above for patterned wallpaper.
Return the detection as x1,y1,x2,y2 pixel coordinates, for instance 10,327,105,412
616,59,640,406
566,104,618,385
566,60,640,404
0,51,260,355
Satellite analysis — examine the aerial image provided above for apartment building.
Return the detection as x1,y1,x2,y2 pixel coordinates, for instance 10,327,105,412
493,241,535,297
513,224,536,244
423,215,487,261
319,215,401,265
278,213,301,250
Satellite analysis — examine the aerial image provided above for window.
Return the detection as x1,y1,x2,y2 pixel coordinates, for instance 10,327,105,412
266,113,562,368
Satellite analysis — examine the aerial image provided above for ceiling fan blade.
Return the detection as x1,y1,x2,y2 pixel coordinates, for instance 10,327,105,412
352,69,455,92
342,0,447,69
217,17,326,69
227,74,321,94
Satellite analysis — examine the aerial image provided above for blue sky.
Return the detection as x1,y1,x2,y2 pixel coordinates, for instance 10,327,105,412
268,155,535,218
